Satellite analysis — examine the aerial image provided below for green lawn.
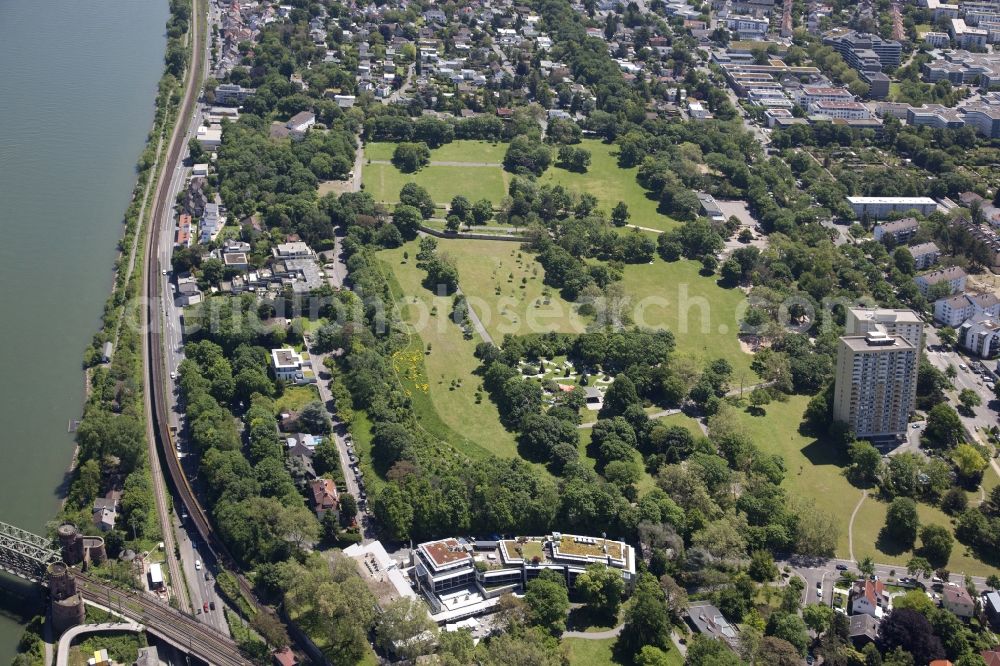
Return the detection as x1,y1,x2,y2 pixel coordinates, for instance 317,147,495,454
562,637,683,666
436,238,588,340
539,139,678,233
274,385,321,415
657,412,705,439
729,395,860,557
364,139,507,163
617,259,755,380
363,162,511,206
851,492,1000,578
378,242,519,461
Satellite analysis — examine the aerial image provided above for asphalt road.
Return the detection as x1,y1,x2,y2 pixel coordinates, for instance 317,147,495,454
923,327,998,437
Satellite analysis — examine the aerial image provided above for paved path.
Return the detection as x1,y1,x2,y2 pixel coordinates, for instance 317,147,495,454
455,287,494,345
562,624,624,639
56,622,144,666
847,489,868,563
369,159,503,167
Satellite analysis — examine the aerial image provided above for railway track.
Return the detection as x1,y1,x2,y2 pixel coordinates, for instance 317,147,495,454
77,575,247,666
138,0,323,662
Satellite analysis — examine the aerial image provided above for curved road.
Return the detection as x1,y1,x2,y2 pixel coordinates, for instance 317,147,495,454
56,622,143,666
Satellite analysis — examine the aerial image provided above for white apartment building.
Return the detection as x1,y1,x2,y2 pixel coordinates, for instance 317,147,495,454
873,217,919,244
847,197,937,219
809,100,871,119
798,85,854,105
933,292,1000,327
833,329,918,441
845,307,923,348
907,241,941,270
958,314,1000,357
270,348,316,384
915,265,968,297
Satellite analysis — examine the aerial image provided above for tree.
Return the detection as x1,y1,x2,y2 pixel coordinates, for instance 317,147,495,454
919,524,953,568
758,636,802,666
524,569,569,634
878,608,945,664
885,497,920,549
792,498,839,557
503,136,552,176
958,388,981,413
938,327,957,348
391,142,431,172
922,402,964,449
611,202,630,227
375,598,438,660
250,611,290,648
617,573,672,658
471,198,493,226
392,204,424,239
766,612,809,655
748,550,778,582
576,564,625,620
802,603,833,635
686,634,743,665
339,494,358,527
600,375,640,418
634,646,675,666
297,401,332,434
952,443,987,483
748,387,771,414
557,145,591,172
399,183,436,218
906,556,932,579
849,440,883,487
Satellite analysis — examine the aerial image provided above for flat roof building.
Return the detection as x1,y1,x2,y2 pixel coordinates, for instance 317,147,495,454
845,306,923,349
834,329,918,441
847,197,937,219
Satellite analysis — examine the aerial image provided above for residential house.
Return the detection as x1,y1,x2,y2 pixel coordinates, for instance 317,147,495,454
984,591,1000,629
934,292,1000,327
873,217,920,244
687,602,740,651
916,266,968,297
92,496,118,532
310,478,338,518
848,613,880,648
272,646,298,666
195,126,222,150
850,578,891,618
286,111,316,140
271,348,316,384
942,585,976,618
981,649,1000,666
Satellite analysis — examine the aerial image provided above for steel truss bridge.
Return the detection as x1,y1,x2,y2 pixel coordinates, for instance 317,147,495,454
0,521,60,582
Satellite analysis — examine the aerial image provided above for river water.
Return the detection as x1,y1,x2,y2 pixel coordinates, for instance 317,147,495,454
0,0,166,656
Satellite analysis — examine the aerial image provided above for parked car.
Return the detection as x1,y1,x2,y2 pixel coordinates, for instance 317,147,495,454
203,601,209,613
836,564,849,571
195,559,202,570
209,601,216,611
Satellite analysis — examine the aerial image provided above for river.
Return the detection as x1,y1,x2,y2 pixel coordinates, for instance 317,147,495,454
0,0,167,657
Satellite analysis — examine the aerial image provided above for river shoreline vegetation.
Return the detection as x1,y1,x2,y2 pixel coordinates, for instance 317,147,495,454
13,0,192,663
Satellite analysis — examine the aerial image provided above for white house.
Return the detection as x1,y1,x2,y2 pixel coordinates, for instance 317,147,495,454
271,348,316,384
847,197,937,219
196,126,222,150
850,579,891,618
286,111,316,140
934,292,1000,326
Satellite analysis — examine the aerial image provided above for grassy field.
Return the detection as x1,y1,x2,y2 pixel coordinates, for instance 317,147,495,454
378,242,519,461
851,475,1000,578
729,395,860,557
617,259,755,380
657,412,705,439
365,139,507,163
435,238,588,340
363,162,510,205
274,385,321,415
562,637,683,666
539,139,678,232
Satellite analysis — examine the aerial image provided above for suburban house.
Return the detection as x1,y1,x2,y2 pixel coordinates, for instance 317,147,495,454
286,111,316,140
687,601,740,651
873,217,920,244
92,497,117,532
933,292,1000,327
981,649,1000,666
309,478,338,518
196,125,222,150
943,585,976,618
850,578,891,618
915,266,968,297
848,613,880,648
270,348,316,384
